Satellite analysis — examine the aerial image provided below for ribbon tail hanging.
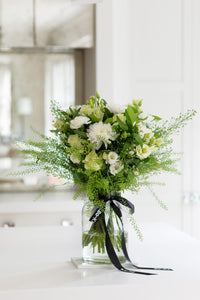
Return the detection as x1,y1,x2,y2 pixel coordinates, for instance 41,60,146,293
110,200,173,272
102,213,157,275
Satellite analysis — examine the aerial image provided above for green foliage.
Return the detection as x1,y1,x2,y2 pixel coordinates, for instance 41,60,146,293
116,116,128,131
129,216,143,241
147,186,168,211
14,94,196,240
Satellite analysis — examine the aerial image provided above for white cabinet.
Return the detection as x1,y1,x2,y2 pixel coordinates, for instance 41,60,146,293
0,192,83,227
96,0,200,237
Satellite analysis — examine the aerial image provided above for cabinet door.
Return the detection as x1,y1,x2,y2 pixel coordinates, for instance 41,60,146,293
96,0,196,231
124,0,186,229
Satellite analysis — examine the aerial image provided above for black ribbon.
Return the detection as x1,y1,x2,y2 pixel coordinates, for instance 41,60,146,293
89,195,173,275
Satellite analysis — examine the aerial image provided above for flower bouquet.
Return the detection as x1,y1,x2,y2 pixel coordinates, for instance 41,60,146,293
16,93,195,274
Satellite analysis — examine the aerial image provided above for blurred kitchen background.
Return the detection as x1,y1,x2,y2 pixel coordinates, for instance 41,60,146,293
0,0,200,239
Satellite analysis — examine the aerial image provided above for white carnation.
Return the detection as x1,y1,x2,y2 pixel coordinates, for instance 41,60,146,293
70,116,91,129
107,152,118,165
87,121,117,150
109,162,124,175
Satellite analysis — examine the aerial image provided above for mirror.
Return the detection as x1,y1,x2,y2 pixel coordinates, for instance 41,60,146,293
0,1,96,191
0,49,84,191
0,0,94,48
0,50,79,140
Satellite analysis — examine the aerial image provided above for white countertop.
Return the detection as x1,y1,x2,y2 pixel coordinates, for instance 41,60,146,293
0,223,200,300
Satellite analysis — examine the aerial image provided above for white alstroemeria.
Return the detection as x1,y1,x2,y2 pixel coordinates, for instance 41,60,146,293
107,152,118,165
70,153,81,164
70,116,91,129
87,121,117,150
109,162,124,175
136,144,152,160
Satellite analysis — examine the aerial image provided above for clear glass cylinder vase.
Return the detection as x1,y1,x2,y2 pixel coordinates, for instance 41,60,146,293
82,192,128,264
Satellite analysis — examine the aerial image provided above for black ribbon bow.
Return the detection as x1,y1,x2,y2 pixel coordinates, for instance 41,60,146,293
89,195,173,275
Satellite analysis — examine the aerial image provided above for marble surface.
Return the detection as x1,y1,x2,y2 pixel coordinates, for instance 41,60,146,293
0,223,200,299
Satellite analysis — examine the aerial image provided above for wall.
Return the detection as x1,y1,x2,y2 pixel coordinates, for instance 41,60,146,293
96,0,132,104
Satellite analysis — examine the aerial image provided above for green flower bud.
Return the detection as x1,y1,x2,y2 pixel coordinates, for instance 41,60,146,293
122,132,128,139
96,92,100,99
132,99,143,107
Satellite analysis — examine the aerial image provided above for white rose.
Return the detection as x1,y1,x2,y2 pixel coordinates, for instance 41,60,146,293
109,162,124,175
70,116,91,129
107,102,126,114
107,152,118,165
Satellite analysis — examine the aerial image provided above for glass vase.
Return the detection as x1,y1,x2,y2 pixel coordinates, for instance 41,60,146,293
82,193,128,264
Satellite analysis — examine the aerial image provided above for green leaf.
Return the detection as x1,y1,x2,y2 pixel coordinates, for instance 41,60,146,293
74,130,87,139
112,125,118,131
104,117,113,124
101,98,107,106
122,141,131,152
69,107,75,117
73,172,88,183
131,158,140,165
133,133,143,146
125,110,133,129
116,116,128,131
104,107,113,119
126,105,136,124
152,115,162,121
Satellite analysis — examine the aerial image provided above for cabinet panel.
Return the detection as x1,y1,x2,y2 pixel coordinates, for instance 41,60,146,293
133,0,182,81
0,211,81,227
